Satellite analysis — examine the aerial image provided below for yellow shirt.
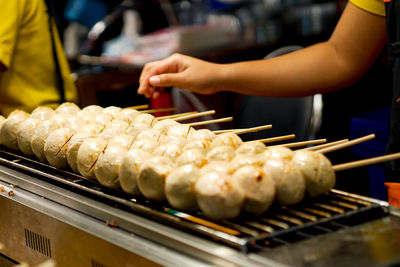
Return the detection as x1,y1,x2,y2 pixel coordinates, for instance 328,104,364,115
0,0,78,116
349,0,385,16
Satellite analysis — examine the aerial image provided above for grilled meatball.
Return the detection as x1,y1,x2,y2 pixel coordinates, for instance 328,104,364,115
187,128,216,143
131,137,158,153
236,141,266,155
0,111,30,150
195,171,244,220
136,128,162,142
182,139,211,152
44,127,76,169
263,158,306,206
108,134,135,150
67,132,96,172
138,156,173,201
263,146,294,161
167,124,192,138
206,145,236,162
165,164,201,210
103,106,121,119
116,108,140,124
152,119,179,135
132,113,156,127
95,144,127,188
55,102,80,115
232,165,276,215
200,161,236,175
153,143,182,160
77,137,108,179
176,148,207,168
31,116,66,162
126,122,151,138
17,118,42,155
98,120,129,141
158,135,187,148
210,132,243,149
291,150,336,197
231,154,265,170
80,105,103,115
30,106,55,120
119,148,151,195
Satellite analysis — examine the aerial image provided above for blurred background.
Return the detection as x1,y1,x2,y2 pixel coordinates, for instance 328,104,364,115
54,0,391,200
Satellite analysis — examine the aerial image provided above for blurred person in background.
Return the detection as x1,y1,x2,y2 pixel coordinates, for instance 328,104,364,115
0,0,78,116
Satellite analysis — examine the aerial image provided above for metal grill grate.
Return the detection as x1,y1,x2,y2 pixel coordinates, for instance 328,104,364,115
0,149,390,252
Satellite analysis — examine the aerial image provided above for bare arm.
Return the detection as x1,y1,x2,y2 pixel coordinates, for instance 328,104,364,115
138,3,387,98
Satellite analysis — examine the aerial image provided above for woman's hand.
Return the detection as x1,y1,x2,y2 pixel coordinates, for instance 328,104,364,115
137,53,224,98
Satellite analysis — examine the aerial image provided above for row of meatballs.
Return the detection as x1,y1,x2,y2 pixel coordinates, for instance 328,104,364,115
0,103,336,220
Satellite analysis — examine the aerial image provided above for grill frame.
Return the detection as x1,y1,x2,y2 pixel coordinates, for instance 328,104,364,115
0,148,391,252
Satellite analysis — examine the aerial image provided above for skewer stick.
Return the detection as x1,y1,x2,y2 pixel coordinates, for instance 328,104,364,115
251,134,296,144
124,104,149,110
173,110,216,122
317,134,375,154
140,107,179,114
301,139,349,151
188,117,233,127
158,111,198,120
268,139,327,148
214,124,273,135
231,124,273,135
333,152,400,172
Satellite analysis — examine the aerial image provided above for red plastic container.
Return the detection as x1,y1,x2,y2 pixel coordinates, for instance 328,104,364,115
385,182,400,207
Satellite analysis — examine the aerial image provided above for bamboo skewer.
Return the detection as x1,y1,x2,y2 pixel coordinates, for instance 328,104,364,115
173,110,216,122
188,117,233,127
301,139,349,151
252,134,296,144
231,125,273,135
317,134,375,154
158,111,198,120
269,138,327,148
124,104,149,110
141,107,179,114
333,152,400,172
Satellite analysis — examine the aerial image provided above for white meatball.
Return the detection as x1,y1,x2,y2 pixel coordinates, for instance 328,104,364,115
79,123,105,135
236,141,266,155
7,109,29,118
0,111,30,150
136,128,162,142
93,113,113,127
263,158,306,206
138,156,173,201
30,106,55,121
108,134,135,150
167,124,191,138
116,108,140,124
80,105,103,115
187,128,216,143
131,137,158,153
17,118,42,155
200,161,236,175
132,113,156,127
126,122,151,138
119,148,151,195
152,119,179,135
263,146,294,161
292,150,336,197
55,102,80,115
152,143,182,160
158,135,187,148
67,132,96,172
44,128,76,169
31,117,65,162
99,120,129,141
231,154,265,170
77,137,108,179
0,115,5,145
182,139,211,152
165,164,201,210
64,115,87,131
94,144,127,188
210,132,243,149
195,171,244,220
232,165,276,215
176,149,207,168
103,106,121,119
206,145,236,162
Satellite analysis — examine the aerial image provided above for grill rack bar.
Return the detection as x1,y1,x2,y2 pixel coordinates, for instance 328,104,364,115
0,148,390,252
